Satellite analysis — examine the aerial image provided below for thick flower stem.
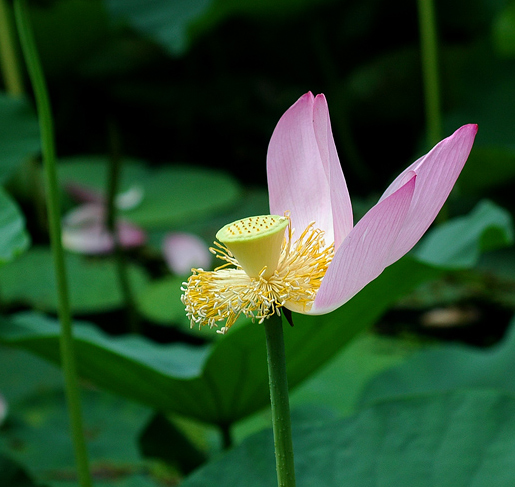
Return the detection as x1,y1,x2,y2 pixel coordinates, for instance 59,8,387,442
13,2,93,486
264,314,296,487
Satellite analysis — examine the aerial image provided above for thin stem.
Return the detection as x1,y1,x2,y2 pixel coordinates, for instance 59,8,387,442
0,0,24,95
264,314,296,487
105,117,140,334
220,423,233,450
13,2,93,486
418,0,452,223
418,0,442,147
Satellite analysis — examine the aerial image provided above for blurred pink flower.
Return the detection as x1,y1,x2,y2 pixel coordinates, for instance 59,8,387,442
65,182,144,210
163,232,211,275
183,92,477,333
62,181,146,254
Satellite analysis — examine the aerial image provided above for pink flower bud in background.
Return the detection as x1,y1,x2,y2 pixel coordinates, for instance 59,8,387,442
65,182,144,210
163,232,211,275
62,203,146,254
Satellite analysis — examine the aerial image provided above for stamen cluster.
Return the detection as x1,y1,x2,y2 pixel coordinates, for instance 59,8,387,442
181,221,334,334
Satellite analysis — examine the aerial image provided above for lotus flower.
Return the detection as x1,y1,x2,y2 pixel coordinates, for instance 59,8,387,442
62,182,146,254
62,203,146,254
182,92,477,334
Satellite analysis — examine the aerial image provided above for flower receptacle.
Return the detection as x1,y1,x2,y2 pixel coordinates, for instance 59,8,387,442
216,215,289,279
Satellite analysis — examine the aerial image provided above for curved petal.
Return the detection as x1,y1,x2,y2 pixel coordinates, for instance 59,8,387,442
62,223,114,254
267,92,352,246
380,124,478,266
312,94,353,247
309,173,416,315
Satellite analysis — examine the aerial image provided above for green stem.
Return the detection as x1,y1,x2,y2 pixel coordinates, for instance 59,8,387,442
13,2,93,486
220,423,233,450
0,0,24,95
418,0,452,223
105,118,140,334
418,0,442,147
264,314,296,487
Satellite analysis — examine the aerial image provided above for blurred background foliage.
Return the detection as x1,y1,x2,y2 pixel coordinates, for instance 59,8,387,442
15,0,515,197
2,0,515,485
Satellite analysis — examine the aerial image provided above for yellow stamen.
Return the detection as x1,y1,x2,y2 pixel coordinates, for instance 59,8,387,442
181,215,334,334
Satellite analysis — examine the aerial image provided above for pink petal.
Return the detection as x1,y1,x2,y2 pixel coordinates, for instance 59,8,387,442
63,203,106,227
62,203,146,254
62,223,115,254
65,182,144,210
267,92,352,247
163,232,211,275
380,124,478,265
309,174,416,315
312,94,354,247
116,221,146,249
